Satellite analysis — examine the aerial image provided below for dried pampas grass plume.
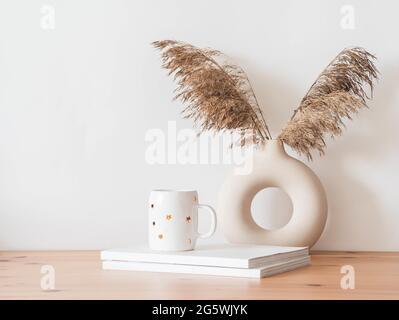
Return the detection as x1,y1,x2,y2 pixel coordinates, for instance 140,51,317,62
153,42,379,159
279,47,378,160
152,40,271,146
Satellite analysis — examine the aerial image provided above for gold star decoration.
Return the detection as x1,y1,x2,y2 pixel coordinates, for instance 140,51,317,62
166,214,173,220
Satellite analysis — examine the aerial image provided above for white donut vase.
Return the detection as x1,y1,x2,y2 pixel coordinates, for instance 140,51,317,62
218,139,328,248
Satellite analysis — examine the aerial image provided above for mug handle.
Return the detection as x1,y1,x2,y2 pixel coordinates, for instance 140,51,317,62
196,204,217,239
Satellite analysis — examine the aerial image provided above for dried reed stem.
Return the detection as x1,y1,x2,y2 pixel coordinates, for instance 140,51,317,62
279,47,378,160
153,40,271,146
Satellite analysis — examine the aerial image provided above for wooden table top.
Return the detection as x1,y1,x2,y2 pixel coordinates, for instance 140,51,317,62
1,251,398,299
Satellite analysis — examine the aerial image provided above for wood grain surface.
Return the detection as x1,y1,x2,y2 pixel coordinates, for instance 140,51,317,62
1,251,398,299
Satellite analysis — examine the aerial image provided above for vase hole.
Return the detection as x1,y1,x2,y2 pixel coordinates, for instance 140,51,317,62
251,187,293,231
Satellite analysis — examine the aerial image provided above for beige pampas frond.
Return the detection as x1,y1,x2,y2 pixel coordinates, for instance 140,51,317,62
152,40,271,146
279,47,378,160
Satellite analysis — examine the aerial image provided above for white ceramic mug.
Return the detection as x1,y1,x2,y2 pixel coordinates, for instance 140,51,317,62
148,189,217,251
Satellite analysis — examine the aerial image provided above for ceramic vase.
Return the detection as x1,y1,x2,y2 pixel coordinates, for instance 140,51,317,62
218,139,328,248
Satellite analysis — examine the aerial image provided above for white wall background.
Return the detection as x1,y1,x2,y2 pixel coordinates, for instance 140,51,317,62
0,0,398,250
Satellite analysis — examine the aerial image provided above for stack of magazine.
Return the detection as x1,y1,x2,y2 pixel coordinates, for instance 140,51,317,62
101,244,310,279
